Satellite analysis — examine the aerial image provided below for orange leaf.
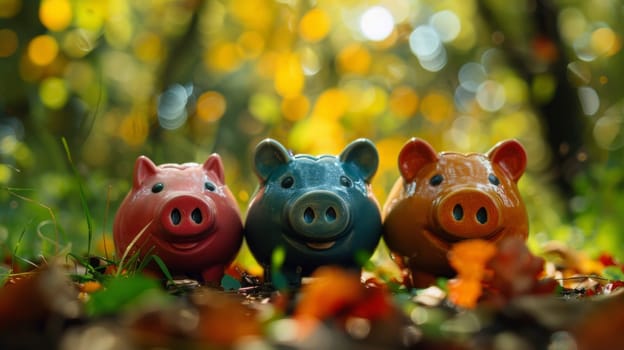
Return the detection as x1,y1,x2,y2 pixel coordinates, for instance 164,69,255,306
447,239,497,308
448,239,497,280
295,266,363,320
447,279,482,309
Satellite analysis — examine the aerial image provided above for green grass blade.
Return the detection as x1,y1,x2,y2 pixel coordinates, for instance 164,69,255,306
134,246,156,272
6,188,63,255
149,255,174,282
61,137,93,261
116,221,152,277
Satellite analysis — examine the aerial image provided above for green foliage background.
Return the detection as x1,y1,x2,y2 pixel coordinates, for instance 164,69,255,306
1,0,624,269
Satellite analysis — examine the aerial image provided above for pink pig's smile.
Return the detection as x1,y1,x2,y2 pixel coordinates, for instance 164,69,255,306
170,241,200,251
163,229,217,252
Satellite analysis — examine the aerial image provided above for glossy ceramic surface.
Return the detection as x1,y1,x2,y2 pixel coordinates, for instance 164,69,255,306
383,138,528,286
113,154,243,283
245,138,383,287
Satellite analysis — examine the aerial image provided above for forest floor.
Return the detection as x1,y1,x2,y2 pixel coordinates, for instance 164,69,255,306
1,237,624,350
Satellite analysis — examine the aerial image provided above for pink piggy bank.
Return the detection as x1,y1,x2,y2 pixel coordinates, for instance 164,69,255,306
383,138,528,287
113,154,243,284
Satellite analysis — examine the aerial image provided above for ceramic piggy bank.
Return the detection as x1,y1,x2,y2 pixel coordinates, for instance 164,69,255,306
383,138,528,287
244,138,383,287
113,154,243,284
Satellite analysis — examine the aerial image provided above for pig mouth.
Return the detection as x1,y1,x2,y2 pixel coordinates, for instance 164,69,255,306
165,231,215,251
305,241,336,250
170,241,201,251
283,233,346,252
423,228,503,251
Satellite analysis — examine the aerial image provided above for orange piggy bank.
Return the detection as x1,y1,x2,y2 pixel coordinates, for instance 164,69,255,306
382,138,528,287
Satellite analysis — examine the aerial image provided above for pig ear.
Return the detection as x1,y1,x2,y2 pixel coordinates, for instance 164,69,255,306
488,139,527,182
133,156,159,189
398,138,439,183
339,138,379,183
203,154,225,184
254,138,291,182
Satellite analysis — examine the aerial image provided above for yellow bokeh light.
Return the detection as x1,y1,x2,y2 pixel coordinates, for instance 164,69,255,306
0,134,17,154
39,77,69,109
532,74,556,104
312,88,349,120
256,51,279,79
0,164,11,184
272,22,297,51
288,118,345,155
119,114,149,147
0,29,18,57
105,16,133,49
274,52,304,98
14,142,33,168
361,86,387,118
501,75,528,106
299,8,331,43
337,43,371,75
204,41,242,72
375,137,405,173
558,7,586,43
249,92,280,124
75,0,106,31
420,91,453,123
28,35,59,66
229,0,274,31
0,0,21,18
39,0,72,32
196,91,227,122
451,19,476,51
389,85,419,118
237,31,265,59
281,95,310,121
593,115,623,150
491,112,528,140
591,27,620,57
134,32,163,63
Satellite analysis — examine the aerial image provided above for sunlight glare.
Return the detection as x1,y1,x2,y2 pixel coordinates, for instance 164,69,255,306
359,6,395,42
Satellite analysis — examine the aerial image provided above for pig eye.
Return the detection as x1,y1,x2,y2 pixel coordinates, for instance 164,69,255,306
204,181,216,191
151,183,164,193
281,176,294,188
429,174,443,186
340,175,352,187
488,174,500,186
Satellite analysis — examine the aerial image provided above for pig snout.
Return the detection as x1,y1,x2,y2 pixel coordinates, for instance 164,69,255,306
434,188,501,238
160,194,216,236
287,190,350,240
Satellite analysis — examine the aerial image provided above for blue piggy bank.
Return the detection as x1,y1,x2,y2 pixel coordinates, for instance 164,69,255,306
244,138,383,287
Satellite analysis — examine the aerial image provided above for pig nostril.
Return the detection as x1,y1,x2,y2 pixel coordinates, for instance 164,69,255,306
452,204,463,221
303,207,315,224
476,207,488,224
171,209,181,225
191,208,203,224
325,207,337,222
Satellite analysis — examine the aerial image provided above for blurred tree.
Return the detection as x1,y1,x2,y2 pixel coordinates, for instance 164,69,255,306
480,0,588,201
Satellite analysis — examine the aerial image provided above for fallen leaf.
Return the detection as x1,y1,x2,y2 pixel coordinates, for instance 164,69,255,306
447,240,497,308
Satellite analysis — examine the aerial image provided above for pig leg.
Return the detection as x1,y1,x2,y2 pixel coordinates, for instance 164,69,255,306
201,264,226,286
